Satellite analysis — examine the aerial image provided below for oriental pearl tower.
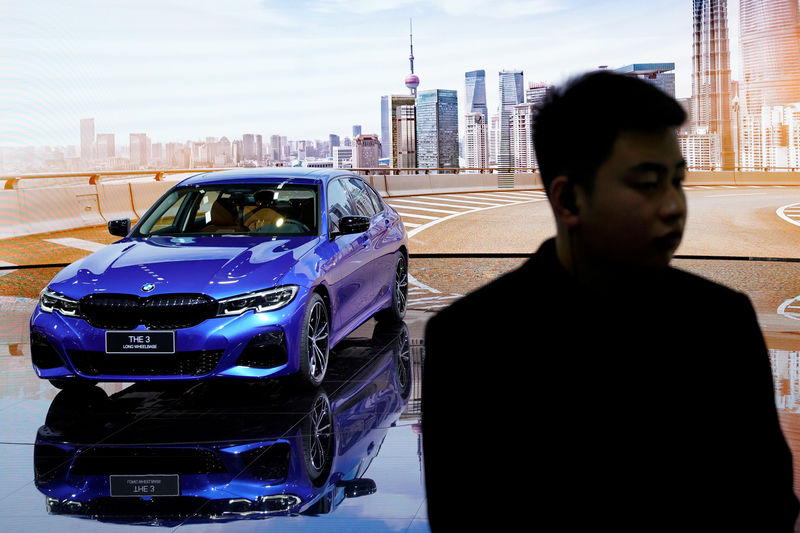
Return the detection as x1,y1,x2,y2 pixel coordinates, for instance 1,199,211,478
405,19,420,96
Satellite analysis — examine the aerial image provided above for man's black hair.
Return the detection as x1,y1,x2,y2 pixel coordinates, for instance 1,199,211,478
532,70,686,196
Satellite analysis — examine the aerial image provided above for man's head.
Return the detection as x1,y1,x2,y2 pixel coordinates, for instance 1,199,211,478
533,70,688,273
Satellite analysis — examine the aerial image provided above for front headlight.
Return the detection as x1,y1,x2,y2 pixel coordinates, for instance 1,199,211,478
216,285,298,316
39,288,82,317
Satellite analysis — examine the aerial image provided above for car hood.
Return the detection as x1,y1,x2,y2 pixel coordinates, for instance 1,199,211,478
49,235,320,300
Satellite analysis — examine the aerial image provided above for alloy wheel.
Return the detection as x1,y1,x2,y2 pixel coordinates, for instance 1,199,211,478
307,301,329,382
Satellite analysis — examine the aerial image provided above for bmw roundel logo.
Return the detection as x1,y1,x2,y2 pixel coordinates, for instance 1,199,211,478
141,283,155,292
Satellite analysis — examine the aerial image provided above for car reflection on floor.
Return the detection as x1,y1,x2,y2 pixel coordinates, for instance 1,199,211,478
33,322,412,526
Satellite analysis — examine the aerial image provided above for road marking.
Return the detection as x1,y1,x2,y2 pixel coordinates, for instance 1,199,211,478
408,273,440,294
407,197,546,238
386,202,461,214
396,212,440,220
45,238,105,252
703,192,768,198
457,192,529,201
469,192,542,200
435,196,503,206
777,203,800,227
0,260,17,278
402,222,422,228
779,295,800,320
387,198,479,209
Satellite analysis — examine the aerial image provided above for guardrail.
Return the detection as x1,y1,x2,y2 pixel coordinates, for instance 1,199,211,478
0,167,797,240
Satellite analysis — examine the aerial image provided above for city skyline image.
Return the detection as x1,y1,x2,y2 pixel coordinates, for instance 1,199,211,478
2,0,698,151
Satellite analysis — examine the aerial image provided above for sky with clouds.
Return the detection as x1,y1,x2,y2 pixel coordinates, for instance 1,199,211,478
0,0,741,148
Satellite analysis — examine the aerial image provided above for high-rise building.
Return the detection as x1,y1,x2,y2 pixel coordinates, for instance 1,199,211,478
270,135,282,162
95,134,115,160
332,146,353,168
464,112,488,169
329,134,340,149
740,0,800,115
465,70,488,122
80,118,95,161
353,125,362,138
151,143,163,165
381,94,416,167
526,82,549,105
415,89,458,169
353,134,381,168
615,63,676,98
129,133,149,167
678,132,719,170
256,134,263,163
242,134,256,162
511,103,536,169
488,113,500,167
691,0,734,169
396,105,417,169
497,70,524,185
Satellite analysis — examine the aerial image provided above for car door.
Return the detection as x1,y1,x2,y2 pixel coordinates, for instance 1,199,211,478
323,178,369,334
343,177,392,311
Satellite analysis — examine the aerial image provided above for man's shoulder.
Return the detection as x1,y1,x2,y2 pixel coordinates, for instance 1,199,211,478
662,264,747,303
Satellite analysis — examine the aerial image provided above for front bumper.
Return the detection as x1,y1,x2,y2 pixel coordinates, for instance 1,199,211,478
29,290,309,381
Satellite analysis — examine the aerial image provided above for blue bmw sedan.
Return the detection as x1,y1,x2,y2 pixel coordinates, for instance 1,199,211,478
30,168,409,388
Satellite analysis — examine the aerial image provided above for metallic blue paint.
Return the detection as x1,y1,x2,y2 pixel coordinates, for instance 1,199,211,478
30,168,408,385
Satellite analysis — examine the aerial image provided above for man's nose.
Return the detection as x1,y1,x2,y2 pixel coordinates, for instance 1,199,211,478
660,184,686,220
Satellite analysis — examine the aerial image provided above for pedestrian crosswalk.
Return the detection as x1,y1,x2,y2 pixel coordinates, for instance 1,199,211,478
407,273,463,312
386,189,549,237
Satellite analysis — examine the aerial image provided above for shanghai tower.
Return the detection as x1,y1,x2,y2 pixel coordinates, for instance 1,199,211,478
691,0,734,169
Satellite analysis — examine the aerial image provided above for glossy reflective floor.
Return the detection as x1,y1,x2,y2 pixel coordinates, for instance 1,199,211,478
0,286,431,532
5,257,800,531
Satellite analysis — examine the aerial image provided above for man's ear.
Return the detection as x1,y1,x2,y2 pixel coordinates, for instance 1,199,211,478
549,175,580,228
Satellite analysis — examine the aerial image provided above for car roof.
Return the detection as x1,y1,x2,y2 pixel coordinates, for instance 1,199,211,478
177,167,360,187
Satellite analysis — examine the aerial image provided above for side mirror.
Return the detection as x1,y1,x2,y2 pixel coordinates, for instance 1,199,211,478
108,218,131,237
336,478,377,499
339,216,370,235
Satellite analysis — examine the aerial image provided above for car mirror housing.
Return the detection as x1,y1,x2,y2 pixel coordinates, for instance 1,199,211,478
108,218,130,237
338,216,370,236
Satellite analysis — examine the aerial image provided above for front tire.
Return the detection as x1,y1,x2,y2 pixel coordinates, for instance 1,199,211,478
297,293,330,388
375,253,408,323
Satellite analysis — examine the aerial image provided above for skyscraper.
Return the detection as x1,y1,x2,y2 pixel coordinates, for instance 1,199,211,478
415,89,458,169
396,105,417,169
242,134,257,161
525,82,549,105
80,118,95,161
381,94,416,167
691,0,734,169
353,134,382,168
739,0,800,115
464,112,488,169
615,63,676,98
95,133,115,160
129,133,149,168
511,103,536,169
353,125,362,138
497,70,524,185
465,70,488,122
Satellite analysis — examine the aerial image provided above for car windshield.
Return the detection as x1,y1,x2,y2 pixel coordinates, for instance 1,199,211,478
134,183,318,237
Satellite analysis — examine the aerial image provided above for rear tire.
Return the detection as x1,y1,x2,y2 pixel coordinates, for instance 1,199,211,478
375,253,408,323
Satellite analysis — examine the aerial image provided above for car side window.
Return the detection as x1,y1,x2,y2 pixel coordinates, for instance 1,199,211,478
327,179,354,234
345,177,382,217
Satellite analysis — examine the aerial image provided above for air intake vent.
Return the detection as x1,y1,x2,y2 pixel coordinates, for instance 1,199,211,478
69,349,223,377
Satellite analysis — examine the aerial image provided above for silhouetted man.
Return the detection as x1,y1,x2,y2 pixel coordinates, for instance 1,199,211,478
423,71,798,531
